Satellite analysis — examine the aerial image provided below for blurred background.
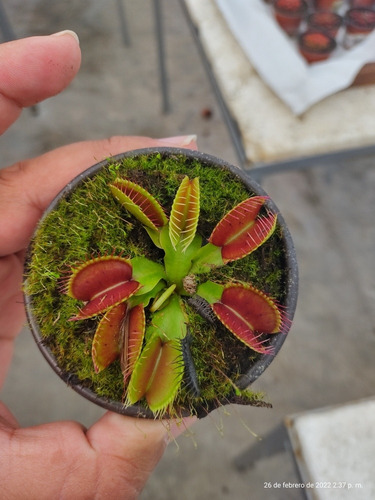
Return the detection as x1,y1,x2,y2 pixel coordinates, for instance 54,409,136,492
1,1,374,499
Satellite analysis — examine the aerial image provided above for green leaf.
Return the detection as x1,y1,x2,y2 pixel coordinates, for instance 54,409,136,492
150,284,176,312
144,338,184,413
169,176,200,251
110,178,168,231
189,242,224,275
196,281,224,305
145,227,162,248
161,225,202,289
126,334,184,414
146,293,187,341
128,281,166,308
131,256,166,294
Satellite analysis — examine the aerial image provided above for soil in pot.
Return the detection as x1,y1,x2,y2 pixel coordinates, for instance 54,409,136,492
345,6,375,32
349,0,375,8
24,149,297,419
273,0,308,36
298,30,337,63
344,7,375,46
314,0,339,10
307,11,343,37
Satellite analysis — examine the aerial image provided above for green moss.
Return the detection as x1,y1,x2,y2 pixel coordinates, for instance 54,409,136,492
25,152,289,417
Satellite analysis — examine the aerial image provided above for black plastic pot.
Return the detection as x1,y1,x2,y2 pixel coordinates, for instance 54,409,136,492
24,148,298,419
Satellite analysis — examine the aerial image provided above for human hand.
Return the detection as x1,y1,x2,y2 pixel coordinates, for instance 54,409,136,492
0,33,196,498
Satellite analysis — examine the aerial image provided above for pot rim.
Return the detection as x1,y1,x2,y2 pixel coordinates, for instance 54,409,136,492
345,7,375,31
24,147,298,418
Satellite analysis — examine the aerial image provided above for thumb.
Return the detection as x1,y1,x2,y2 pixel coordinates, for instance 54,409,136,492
0,32,81,133
86,412,196,496
0,408,196,499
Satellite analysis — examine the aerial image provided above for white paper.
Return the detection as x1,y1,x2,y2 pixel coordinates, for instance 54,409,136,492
215,0,375,114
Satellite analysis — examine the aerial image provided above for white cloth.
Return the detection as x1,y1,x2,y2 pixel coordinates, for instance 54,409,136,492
216,0,375,114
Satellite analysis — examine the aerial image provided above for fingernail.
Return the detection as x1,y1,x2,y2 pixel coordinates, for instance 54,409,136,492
159,134,197,147
51,30,80,45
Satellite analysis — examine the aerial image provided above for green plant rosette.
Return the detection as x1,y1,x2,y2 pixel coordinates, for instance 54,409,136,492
24,148,298,419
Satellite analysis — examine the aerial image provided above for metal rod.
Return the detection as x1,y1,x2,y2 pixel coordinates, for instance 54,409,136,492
0,0,16,41
248,143,375,179
116,0,131,47
153,0,171,114
179,0,249,169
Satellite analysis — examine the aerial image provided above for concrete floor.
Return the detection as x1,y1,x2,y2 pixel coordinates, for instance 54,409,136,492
1,1,375,499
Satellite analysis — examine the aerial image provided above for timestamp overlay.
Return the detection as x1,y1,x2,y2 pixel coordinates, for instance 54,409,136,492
264,481,364,491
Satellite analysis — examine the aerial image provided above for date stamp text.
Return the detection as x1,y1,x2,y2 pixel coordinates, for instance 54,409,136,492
264,481,363,490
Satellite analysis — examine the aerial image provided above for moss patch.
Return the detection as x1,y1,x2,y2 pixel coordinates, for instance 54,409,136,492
25,151,289,417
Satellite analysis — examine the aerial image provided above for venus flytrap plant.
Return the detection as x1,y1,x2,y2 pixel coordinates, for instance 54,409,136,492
65,173,285,416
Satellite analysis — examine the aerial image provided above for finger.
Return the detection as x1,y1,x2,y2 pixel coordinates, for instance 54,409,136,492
0,135,197,255
0,412,196,498
0,254,25,388
0,402,19,430
86,412,197,497
0,32,81,134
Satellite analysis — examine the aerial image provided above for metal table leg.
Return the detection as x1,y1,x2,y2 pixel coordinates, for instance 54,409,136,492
153,0,171,114
116,0,131,46
0,0,16,41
